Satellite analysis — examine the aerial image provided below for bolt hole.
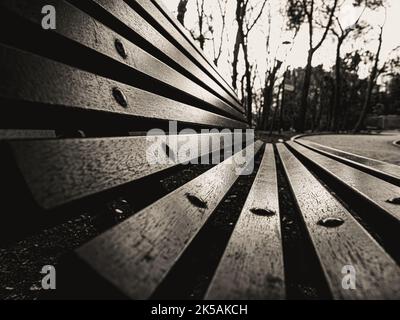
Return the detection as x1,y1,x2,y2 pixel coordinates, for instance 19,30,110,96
112,87,128,108
386,197,400,205
115,39,127,59
317,217,344,228
186,193,208,209
250,208,276,217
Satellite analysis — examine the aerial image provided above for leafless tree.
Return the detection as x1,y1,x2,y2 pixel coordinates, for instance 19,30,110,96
330,2,369,131
231,0,268,125
286,0,339,132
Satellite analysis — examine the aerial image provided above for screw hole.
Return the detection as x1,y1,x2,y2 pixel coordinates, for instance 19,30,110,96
112,87,128,108
250,208,276,217
115,39,127,59
317,217,344,228
186,193,208,209
386,197,400,205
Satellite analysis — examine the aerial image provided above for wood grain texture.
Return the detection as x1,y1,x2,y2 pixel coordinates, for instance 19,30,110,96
10,133,238,209
296,139,400,183
150,0,237,100
75,141,264,299
277,143,400,300
287,141,400,222
0,0,244,122
88,0,244,119
206,144,285,300
0,44,245,129
131,0,242,111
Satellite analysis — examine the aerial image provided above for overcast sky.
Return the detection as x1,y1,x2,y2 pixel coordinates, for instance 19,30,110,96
162,0,400,89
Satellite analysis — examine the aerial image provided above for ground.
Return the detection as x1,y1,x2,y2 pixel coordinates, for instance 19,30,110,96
301,133,400,165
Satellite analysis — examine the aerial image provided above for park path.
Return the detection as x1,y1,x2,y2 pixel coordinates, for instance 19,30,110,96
301,133,400,166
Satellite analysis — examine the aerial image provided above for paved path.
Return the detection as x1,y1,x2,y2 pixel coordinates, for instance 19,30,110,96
301,134,400,166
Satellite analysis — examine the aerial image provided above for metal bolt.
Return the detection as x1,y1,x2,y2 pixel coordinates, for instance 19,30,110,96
115,39,127,59
112,87,128,108
250,208,276,217
317,217,344,228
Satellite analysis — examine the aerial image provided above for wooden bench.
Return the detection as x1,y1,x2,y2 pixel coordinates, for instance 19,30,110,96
0,0,399,300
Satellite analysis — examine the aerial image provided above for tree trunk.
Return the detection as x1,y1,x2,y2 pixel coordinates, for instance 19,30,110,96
278,70,287,133
353,27,383,133
177,0,189,26
261,60,282,130
243,41,253,126
332,38,343,132
297,50,313,132
270,81,283,136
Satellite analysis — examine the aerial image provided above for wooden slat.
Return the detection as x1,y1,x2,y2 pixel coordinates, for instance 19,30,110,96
0,0,244,122
0,44,245,129
277,143,400,299
206,144,285,300
9,132,242,209
80,0,244,118
150,0,238,101
0,130,56,140
131,0,242,111
74,141,263,299
296,139,400,183
287,141,400,223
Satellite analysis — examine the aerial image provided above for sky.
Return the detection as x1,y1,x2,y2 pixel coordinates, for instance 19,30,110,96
162,0,400,90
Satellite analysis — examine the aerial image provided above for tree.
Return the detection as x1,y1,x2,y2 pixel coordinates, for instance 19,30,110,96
231,0,268,92
330,2,367,131
286,0,339,132
177,0,189,26
231,0,267,126
353,9,386,132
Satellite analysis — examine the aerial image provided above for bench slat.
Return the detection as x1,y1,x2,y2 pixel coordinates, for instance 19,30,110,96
150,0,237,100
296,139,400,184
9,132,243,209
277,143,400,299
206,144,285,300
0,130,56,140
0,44,245,129
132,0,242,111
83,0,244,117
287,141,400,223
75,141,263,299
0,0,244,122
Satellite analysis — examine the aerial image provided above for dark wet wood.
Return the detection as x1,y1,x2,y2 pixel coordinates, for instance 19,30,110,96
75,141,263,299
0,44,245,129
287,141,400,223
277,143,400,300
81,0,244,118
0,0,244,121
132,0,242,111
9,133,238,209
206,144,285,300
296,139,400,183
